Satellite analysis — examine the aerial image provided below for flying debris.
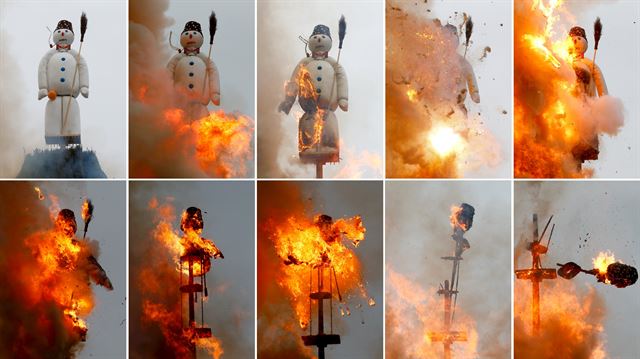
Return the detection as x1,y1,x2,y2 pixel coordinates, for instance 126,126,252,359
557,259,638,289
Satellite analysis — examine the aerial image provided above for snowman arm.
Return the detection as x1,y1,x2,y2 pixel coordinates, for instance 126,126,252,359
76,53,89,90
593,63,608,96
166,54,181,78
330,60,348,101
206,58,220,96
38,51,55,92
463,58,480,102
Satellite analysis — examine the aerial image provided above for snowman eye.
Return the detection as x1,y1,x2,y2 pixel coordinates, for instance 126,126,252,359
321,35,326,39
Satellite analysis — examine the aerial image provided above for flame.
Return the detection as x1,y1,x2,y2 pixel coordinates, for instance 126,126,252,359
449,205,467,231
386,268,479,357
592,251,616,279
428,126,464,158
266,212,372,329
142,197,225,357
514,279,606,358
295,66,325,152
514,0,622,178
159,108,254,178
406,89,418,102
34,186,45,200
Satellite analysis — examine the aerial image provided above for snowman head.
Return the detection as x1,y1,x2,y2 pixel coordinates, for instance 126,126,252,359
569,26,588,58
180,21,204,49
53,20,74,47
444,24,460,48
308,24,332,56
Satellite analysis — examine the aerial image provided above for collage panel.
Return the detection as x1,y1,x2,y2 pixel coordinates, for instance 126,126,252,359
514,0,640,178
0,0,127,178
129,181,255,358
129,0,255,178
386,181,511,358
386,0,512,178
0,181,126,357
257,181,383,358
514,181,640,358
257,0,384,179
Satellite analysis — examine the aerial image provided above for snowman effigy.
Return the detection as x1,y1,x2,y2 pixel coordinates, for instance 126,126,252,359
38,14,88,146
167,13,220,121
279,16,348,178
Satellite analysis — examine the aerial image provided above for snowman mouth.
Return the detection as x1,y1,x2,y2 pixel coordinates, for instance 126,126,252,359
187,41,196,46
58,39,68,43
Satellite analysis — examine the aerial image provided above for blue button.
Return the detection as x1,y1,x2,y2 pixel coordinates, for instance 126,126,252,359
317,77,322,81
188,84,194,89
189,72,194,77
61,57,66,61
189,61,194,66
61,67,65,71
317,66,322,70
60,78,65,82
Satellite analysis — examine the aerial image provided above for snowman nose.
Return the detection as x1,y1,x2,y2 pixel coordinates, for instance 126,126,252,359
317,38,321,43
189,34,193,39
61,32,64,37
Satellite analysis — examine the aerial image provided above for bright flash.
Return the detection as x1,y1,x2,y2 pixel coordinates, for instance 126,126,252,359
428,126,463,157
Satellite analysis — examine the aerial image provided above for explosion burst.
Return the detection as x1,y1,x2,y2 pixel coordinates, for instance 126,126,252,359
386,1,501,178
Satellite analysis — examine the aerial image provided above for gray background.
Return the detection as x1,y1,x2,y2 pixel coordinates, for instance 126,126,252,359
386,181,512,357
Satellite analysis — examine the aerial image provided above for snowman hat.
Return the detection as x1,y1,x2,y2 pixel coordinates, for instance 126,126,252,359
569,26,587,39
55,20,73,33
312,24,331,39
183,21,202,35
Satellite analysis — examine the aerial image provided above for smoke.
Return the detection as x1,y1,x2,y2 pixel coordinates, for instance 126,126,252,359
257,2,383,178
0,3,34,177
514,0,625,178
386,1,501,178
385,181,511,358
129,0,253,178
0,182,109,358
17,148,107,178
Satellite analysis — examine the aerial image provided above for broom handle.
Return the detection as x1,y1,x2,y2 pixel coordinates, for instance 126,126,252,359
201,44,213,101
62,42,83,133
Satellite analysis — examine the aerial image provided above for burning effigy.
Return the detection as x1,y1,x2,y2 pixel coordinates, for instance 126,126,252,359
258,182,377,358
557,251,638,288
138,199,224,359
129,0,254,178
386,1,502,178
514,0,625,178
0,184,113,358
279,17,349,178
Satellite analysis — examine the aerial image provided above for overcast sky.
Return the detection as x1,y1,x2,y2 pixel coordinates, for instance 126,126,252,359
425,0,513,178
515,181,640,357
0,0,126,178
386,180,511,357
33,180,126,358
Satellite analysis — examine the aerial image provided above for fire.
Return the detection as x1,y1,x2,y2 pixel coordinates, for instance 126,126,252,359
386,2,501,178
428,126,464,158
514,0,623,178
160,108,254,178
267,212,373,329
386,268,478,357
295,66,325,152
449,205,467,231
592,251,615,278
34,186,45,200
514,279,606,358
142,197,224,358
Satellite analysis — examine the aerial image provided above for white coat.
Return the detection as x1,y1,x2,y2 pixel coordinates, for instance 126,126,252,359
167,52,220,120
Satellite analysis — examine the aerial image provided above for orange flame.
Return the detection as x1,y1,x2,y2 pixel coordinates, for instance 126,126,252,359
449,205,468,231
34,186,45,200
592,251,616,280
296,66,325,152
267,212,373,329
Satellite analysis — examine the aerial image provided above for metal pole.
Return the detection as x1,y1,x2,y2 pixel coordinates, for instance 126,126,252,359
318,266,325,359
533,279,540,335
444,280,451,359
188,258,196,358
316,162,323,179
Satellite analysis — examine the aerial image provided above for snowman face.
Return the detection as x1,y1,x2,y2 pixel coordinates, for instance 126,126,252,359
308,33,332,54
569,35,588,57
53,28,74,46
180,30,204,49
